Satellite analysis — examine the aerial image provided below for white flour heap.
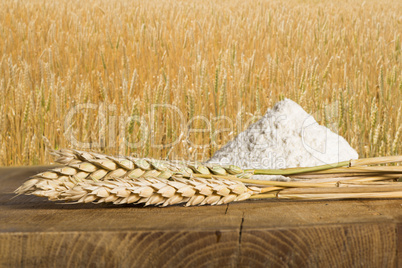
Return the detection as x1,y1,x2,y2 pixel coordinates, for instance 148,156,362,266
206,98,358,181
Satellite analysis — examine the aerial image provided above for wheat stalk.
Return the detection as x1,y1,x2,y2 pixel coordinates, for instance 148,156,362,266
26,150,402,195
15,176,258,207
46,149,253,182
49,150,402,183
15,150,402,206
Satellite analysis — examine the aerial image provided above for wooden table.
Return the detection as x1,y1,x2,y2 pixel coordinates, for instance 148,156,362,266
1,166,402,267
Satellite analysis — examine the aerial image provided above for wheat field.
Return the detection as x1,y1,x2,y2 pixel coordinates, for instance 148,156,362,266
0,0,401,166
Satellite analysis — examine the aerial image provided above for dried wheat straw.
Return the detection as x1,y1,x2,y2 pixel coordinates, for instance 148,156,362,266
277,192,402,200
279,186,402,195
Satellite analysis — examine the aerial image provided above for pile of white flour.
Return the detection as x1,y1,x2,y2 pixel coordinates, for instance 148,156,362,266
206,98,358,180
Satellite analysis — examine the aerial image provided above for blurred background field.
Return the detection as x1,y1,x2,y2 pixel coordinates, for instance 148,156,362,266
0,0,401,166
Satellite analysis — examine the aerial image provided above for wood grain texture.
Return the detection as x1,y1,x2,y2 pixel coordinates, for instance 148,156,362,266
238,224,396,267
0,231,240,267
1,166,402,267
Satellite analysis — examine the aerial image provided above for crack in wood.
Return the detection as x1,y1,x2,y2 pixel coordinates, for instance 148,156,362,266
237,212,245,265
239,213,245,245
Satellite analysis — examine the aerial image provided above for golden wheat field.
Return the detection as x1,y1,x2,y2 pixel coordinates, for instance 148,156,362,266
0,0,401,166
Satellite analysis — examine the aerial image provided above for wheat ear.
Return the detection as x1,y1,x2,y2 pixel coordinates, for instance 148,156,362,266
15,176,258,207
45,149,252,182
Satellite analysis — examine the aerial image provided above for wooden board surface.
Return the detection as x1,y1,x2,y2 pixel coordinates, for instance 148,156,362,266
1,166,402,267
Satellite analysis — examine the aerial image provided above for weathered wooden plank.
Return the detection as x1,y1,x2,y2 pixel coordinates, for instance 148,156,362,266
1,166,401,267
1,224,396,268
